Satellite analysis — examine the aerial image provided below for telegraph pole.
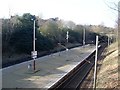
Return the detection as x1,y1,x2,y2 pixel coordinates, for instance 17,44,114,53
93,35,98,90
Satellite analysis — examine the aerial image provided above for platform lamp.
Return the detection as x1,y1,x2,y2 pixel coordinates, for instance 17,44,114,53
31,15,37,71
66,31,69,51
83,28,85,46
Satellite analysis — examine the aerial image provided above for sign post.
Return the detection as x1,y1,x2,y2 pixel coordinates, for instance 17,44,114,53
31,51,37,71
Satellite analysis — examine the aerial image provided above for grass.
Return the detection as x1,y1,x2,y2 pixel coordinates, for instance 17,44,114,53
96,42,118,88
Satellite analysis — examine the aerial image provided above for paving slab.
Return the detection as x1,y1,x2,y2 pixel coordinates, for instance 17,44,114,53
2,45,96,89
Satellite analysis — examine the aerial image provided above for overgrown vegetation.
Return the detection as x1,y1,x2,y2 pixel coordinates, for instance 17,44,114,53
96,42,118,88
2,13,115,65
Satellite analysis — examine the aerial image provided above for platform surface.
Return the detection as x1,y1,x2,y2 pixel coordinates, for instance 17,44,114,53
2,45,96,89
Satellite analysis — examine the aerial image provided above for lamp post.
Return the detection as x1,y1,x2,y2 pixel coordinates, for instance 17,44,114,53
33,20,35,52
66,31,69,60
33,20,36,71
31,16,37,71
83,28,85,46
66,31,69,43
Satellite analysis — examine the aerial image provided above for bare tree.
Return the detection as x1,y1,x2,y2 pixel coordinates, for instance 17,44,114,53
105,1,119,43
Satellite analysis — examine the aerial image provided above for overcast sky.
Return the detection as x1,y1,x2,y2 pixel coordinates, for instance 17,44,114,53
0,0,118,27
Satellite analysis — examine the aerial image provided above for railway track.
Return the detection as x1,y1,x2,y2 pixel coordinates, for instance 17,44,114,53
49,43,107,90
80,43,107,89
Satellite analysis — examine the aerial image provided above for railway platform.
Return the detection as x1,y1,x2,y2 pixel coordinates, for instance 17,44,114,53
2,45,96,89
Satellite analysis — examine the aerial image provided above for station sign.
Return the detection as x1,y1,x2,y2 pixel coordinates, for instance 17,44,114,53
31,51,37,59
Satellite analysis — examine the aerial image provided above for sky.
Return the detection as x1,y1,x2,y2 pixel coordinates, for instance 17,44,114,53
0,0,119,28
